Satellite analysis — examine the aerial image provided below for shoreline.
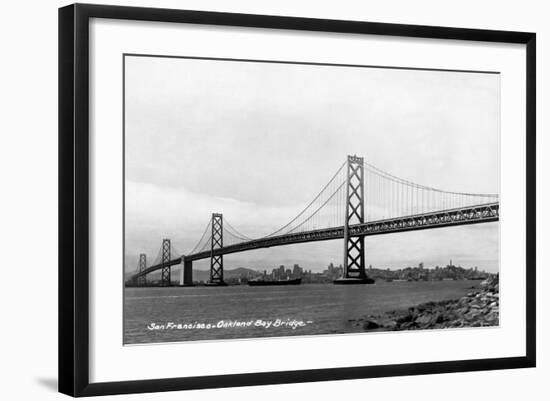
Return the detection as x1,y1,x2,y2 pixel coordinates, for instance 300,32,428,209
352,275,499,331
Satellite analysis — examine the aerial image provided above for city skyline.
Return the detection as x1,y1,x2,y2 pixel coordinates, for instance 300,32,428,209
127,241,499,276
135,259,495,286
195,259,494,275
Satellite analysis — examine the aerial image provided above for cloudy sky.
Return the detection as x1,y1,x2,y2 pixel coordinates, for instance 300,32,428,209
124,55,500,273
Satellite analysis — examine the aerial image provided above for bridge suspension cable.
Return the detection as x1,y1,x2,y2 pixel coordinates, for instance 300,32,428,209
264,160,347,237
180,156,500,255
129,155,500,286
288,180,346,233
188,220,212,255
149,243,163,267
361,160,498,222
363,160,499,197
223,218,253,241
171,244,184,259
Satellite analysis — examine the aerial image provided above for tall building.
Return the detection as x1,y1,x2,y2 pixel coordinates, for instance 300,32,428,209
327,263,334,275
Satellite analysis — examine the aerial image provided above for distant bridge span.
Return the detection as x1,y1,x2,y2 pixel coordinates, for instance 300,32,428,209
132,202,499,282
128,155,500,286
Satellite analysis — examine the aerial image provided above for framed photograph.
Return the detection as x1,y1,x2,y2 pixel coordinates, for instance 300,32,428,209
59,3,536,397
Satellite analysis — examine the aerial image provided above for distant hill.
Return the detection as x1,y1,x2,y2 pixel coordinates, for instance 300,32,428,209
225,267,259,277
125,267,261,283
192,267,260,282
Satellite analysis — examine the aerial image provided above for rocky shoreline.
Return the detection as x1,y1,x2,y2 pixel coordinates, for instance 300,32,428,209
352,276,500,331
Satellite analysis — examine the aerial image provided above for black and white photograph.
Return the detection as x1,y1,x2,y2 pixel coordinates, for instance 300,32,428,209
123,55,501,345
0,0,543,398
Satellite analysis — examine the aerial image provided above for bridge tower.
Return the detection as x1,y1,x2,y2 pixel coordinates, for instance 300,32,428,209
208,213,226,286
137,253,146,286
335,155,371,284
160,239,171,286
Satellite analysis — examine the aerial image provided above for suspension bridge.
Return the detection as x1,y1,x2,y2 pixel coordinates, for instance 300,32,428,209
127,155,499,287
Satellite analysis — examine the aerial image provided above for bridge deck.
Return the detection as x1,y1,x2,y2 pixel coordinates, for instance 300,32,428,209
134,202,499,279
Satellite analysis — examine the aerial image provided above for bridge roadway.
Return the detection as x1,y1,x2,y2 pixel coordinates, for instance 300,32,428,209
133,202,499,279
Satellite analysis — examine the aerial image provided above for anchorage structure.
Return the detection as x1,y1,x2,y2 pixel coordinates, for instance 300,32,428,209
183,257,193,286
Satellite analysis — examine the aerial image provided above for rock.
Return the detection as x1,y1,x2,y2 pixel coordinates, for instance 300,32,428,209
465,310,482,320
404,322,415,329
485,311,499,322
396,314,414,324
385,320,398,330
357,275,499,332
362,320,380,330
415,314,432,325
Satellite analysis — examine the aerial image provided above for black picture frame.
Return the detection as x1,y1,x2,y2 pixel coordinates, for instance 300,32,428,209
59,3,536,397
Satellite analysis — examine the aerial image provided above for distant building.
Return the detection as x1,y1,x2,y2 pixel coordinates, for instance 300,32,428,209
292,264,303,277
327,263,334,274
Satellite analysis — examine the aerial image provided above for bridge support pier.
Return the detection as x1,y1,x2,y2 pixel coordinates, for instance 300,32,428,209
335,155,374,285
207,213,227,286
181,258,194,286
179,259,184,286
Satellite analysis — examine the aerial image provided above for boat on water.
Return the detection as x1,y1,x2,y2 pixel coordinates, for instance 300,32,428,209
248,277,302,286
